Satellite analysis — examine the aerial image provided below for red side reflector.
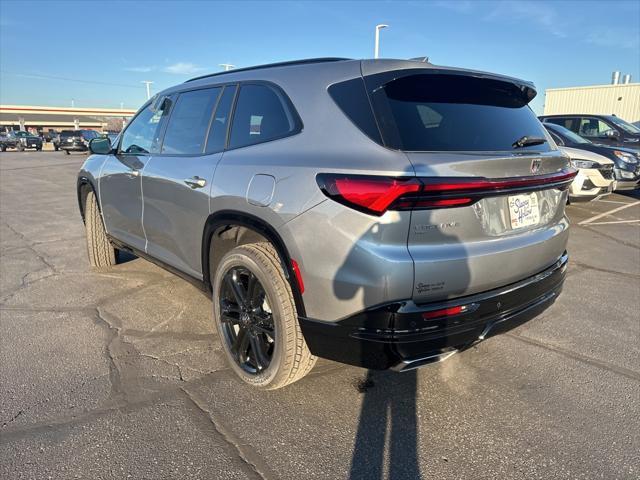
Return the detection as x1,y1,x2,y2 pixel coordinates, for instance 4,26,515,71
422,305,466,320
291,259,305,295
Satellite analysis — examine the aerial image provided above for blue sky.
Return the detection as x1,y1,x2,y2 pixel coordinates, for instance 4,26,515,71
1,0,638,114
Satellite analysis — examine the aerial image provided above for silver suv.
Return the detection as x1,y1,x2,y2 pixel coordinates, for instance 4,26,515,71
78,58,575,389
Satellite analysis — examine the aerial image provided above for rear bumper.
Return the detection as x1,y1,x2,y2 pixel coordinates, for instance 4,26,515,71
62,144,88,151
299,252,568,370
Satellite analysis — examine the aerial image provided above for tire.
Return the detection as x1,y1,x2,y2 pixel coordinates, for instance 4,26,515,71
64,149,70,155
17,143,24,152
54,145,59,151
1,146,6,152
84,190,117,268
212,242,316,389
36,147,42,151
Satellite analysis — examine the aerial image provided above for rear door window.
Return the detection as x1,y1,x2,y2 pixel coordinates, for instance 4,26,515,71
545,117,578,132
578,117,616,137
369,74,550,152
161,87,221,155
205,85,236,153
228,84,297,149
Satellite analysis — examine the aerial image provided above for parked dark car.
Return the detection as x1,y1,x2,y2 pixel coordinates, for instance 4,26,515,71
50,131,61,150
539,114,640,150
42,129,60,148
0,130,43,151
59,129,99,154
543,123,639,190
99,132,120,144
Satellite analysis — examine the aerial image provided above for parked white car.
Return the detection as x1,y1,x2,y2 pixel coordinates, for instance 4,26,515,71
560,147,616,201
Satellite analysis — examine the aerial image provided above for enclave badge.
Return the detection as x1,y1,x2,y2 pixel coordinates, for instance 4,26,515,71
530,158,542,174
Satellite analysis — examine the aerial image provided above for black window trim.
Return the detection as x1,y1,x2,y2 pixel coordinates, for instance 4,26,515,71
144,82,238,158
208,84,238,154
155,86,226,157
118,80,302,157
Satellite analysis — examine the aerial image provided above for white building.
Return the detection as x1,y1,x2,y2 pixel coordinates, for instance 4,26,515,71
543,83,640,123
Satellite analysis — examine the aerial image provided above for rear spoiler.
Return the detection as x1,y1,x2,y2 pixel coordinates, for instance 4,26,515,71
360,60,537,103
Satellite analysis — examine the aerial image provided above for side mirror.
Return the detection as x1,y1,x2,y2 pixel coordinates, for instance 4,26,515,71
604,129,619,138
89,137,112,154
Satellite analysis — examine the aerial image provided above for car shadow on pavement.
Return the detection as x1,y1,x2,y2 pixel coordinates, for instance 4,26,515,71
331,203,470,479
349,369,421,479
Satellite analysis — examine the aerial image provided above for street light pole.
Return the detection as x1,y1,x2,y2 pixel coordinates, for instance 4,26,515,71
374,24,388,59
141,80,153,100
219,63,235,71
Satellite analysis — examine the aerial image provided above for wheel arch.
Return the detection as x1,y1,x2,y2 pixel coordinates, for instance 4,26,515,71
202,210,306,317
77,176,97,223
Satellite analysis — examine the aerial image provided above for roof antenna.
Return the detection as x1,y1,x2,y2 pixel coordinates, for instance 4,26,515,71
409,56,429,63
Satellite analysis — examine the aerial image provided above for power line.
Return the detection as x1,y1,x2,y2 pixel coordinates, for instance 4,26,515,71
0,71,145,89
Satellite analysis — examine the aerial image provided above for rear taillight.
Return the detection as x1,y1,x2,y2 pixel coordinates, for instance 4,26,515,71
317,169,577,216
319,176,421,215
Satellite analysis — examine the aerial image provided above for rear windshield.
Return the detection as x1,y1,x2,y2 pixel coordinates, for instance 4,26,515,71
369,74,550,152
60,131,80,137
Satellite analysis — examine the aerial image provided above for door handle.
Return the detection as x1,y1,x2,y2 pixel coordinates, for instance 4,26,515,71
126,169,139,178
184,176,207,189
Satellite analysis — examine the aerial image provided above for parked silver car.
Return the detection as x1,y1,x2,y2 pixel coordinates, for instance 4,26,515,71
78,58,576,389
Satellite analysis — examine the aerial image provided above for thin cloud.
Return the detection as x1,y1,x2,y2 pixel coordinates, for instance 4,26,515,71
124,66,155,73
433,1,474,14
587,28,639,50
484,1,566,38
163,62,206,75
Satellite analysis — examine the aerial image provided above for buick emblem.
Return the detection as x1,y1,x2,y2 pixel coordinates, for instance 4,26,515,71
530,158,542,174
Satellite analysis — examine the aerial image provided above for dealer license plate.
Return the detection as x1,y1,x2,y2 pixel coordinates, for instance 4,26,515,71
508,193,540,230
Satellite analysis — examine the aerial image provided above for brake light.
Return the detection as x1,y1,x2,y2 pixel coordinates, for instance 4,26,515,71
317,170,576,216
329,176,420,214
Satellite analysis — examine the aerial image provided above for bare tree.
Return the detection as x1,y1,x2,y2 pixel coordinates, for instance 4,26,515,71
105,117,125,132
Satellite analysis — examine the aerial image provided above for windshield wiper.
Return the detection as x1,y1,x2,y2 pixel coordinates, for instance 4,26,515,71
512,136,547,148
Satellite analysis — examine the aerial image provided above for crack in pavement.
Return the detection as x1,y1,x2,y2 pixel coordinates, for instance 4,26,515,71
570,261,640,280
0,393,180,441
180,387,277,480
0,375,111,429
1,160,279,479
576,224,640,250
505,333,640,382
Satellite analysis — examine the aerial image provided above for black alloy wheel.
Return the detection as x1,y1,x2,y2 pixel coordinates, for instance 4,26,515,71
219,266,276,374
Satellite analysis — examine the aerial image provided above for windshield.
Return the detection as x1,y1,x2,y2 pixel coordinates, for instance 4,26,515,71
369,74,550,152
547,123,591,144
608,116,640,134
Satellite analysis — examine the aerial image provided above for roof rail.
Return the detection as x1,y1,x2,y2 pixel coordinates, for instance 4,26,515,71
185,57,352,83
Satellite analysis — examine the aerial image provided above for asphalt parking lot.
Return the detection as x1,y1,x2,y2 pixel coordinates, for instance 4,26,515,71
1,150,638,479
